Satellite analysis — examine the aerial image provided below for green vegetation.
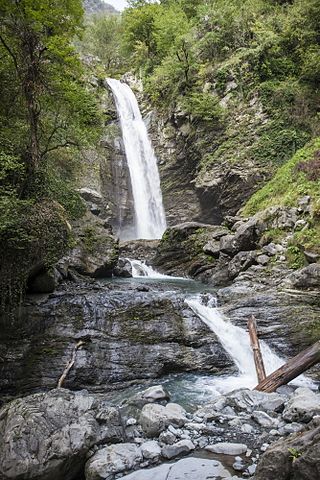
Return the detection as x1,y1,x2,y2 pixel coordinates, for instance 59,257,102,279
0,0,103,311
243,139,320,215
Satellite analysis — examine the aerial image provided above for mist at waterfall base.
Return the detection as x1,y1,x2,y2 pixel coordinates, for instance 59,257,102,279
107,78,167,241
127,263,315,402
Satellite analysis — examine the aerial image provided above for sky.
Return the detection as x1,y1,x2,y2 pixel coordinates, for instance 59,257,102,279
105,0,128,11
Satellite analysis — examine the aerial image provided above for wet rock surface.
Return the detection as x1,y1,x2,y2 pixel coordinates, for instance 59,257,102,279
0,281,233,399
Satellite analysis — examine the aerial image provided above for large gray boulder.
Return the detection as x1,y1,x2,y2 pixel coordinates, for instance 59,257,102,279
85,443,143,480
139,403,187,437
255,417,320,480
285,264,320,289
0,389,123,480
282,387,320,423
119,457,232,479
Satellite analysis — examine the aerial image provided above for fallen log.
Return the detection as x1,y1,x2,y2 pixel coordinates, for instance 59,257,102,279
248,315,266,383
57,340,85,388
255,340,320,393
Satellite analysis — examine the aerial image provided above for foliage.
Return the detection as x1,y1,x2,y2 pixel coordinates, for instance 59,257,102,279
0,0,103,311
0,199,70,312
80,13,126,74
243,138,320,215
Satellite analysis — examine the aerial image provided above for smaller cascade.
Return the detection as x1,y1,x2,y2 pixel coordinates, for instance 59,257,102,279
186,294,315,394
128,259,185,280
106,78,167,240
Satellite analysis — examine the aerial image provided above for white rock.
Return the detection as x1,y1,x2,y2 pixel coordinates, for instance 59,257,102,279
120,457,232,479
139,403,187,437
241,423,254,434
141,385,170,403
282,388,320,423
161,439,195,459
205,442,247,455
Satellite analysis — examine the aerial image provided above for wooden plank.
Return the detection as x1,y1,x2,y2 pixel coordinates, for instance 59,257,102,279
248,315,266,383
255,340,320,393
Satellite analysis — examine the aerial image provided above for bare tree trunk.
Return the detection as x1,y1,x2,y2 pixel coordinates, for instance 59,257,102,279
255,340,320,393
57,341,85,388
248,315,266,384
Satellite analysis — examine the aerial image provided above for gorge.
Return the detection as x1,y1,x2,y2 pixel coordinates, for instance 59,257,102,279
1,1,320,480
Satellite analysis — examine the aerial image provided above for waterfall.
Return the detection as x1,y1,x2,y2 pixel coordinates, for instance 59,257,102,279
106,78,167,240
186,294,315,394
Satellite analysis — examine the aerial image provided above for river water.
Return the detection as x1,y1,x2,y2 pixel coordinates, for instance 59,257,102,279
103,262,315,411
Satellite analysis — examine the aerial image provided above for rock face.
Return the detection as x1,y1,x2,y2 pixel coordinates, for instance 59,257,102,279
59,212,119,278
0,284,233,398
255,417,320,480
0,389,123,480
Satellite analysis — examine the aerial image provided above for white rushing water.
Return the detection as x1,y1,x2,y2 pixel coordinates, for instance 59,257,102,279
186,294,315,395
107,78,167,240
128,259,186,280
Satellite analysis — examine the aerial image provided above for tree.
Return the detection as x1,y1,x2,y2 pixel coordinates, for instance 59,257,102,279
81,14,125,72
0,0,99,197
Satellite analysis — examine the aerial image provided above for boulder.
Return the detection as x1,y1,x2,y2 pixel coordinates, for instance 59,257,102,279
282,387,320,423
141,441,161,460
85,443,143,480
139,403,187,437
203,240,221,257
228,251,256,279
113,257,132,278
161,439,195,459
120,457,231,479
226,389,286,414
141,385,170,403
255,417,320,480
0,389,124,480
285,264,320,289
252,411,279,428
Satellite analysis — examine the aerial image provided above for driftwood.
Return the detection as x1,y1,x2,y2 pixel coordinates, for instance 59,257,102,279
57,340,85,388
255,340,320,393
248,315,266,383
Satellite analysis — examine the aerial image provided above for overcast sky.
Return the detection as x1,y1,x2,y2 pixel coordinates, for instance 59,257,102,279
105,0,128,11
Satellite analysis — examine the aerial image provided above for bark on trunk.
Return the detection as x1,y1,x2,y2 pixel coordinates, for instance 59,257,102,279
248,315,266,384
255,340,320,393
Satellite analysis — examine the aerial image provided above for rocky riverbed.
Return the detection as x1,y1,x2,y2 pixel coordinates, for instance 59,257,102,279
1,383,320,480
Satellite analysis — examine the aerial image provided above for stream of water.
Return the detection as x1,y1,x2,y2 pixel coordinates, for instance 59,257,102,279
125,261,315,403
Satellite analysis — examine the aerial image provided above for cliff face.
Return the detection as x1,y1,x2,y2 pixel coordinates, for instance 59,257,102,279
83,0,117,15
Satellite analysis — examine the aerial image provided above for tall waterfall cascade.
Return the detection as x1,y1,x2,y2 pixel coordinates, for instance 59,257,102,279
107,78,167,240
